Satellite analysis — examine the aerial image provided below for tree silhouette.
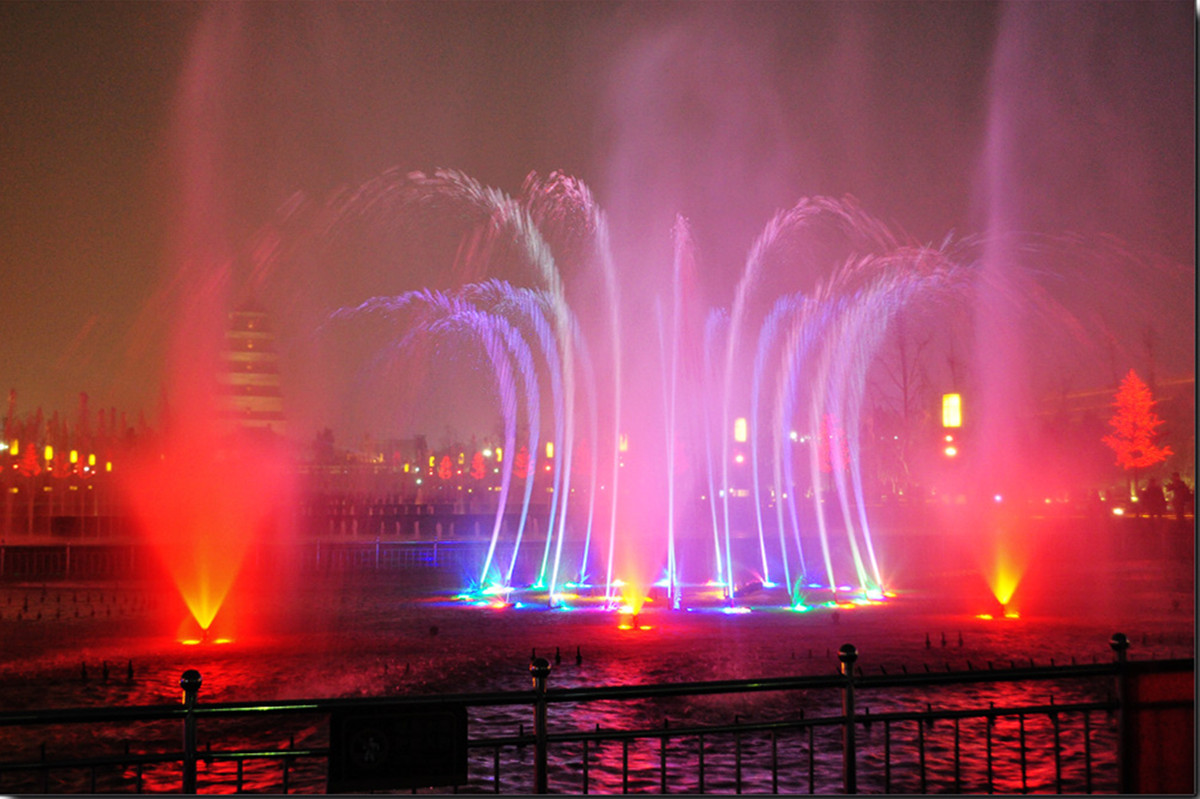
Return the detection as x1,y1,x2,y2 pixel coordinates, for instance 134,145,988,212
1102,369,1172,496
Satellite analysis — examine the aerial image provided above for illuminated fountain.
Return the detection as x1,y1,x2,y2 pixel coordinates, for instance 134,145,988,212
311,170,991,615
90,0,1186,653
122,158,1180,635
298,160,1190,622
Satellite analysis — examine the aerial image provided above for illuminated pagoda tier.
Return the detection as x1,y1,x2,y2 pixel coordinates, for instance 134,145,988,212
218,299,285,434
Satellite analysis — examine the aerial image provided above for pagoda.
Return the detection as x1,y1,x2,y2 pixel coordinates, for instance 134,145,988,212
218,299,285,434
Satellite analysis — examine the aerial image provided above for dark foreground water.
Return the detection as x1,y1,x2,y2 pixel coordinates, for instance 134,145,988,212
0,546,1192,794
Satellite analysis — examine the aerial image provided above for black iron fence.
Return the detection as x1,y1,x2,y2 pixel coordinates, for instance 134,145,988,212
0,634,1191,794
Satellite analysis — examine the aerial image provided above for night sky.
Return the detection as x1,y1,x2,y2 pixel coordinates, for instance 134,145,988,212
1,1,1193,441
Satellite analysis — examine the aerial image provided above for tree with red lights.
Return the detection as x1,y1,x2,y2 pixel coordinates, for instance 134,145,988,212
1103,369,1172,497
17,444,40,477
438,455,454,481
513,446,530,479
470,451,486,480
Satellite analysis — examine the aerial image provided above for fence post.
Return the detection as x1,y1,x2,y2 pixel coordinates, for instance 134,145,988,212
531,657,551,794
838,643,858,794
1110,632,1132,793
180,669,202,794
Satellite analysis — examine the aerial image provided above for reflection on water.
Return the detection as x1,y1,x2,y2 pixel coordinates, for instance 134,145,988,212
0,575,1188,793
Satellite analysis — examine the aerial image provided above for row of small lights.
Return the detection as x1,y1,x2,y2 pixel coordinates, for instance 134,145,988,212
3,396,966,481
383,403,963,479
1,441,113,473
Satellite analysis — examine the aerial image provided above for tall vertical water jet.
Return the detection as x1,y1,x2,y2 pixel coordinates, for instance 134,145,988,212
122,4,300,641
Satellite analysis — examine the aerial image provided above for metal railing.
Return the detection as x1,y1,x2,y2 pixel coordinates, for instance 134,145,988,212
0,632,1191,794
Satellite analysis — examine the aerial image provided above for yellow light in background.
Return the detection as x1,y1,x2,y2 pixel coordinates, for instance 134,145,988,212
496,447,503,462
428,455,435,468
733,417,748,443
545,441,554,459
44,445,53,462
618,434,629,453
8,440,17,456
88,453,96,467
105,462,112,472
942,393,962,428
944,446,958,457
403,463,410,473
69,450,78,464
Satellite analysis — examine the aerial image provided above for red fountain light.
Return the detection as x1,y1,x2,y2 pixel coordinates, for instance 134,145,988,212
124,429,294,640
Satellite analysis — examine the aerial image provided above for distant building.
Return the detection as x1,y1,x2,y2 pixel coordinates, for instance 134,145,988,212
218,300,285,434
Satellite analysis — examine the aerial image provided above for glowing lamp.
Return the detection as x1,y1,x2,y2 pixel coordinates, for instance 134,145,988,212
545,441,554,459
87,453,95,467
9,440,17,456
618,434,629,453
733,417,748,443
69,450,78,464
482,448,493,458
105,461,112,472
44,445,53,462
944,446,958,457
942,393,962,428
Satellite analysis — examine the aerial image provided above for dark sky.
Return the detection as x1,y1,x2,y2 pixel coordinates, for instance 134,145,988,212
1,1,1193,438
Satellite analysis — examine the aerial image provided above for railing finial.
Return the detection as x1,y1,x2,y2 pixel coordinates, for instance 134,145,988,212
1109,632,1130,663
838,644,858,673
